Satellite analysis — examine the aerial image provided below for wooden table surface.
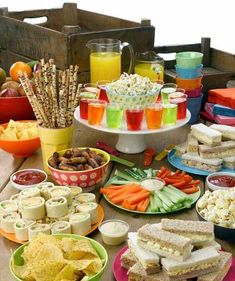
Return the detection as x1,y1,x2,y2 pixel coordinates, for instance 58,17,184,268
0,123,234,281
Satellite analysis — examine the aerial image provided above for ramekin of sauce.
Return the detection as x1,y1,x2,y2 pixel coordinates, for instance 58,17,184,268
10,169,47,190
206,172,235,191
98,219,129,246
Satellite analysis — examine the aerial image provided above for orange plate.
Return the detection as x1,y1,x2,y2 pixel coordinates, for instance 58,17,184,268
0,204,104,244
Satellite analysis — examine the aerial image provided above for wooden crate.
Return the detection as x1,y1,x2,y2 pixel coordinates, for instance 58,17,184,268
0,3,155,81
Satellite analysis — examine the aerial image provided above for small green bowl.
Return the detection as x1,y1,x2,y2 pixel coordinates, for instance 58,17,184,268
176,52,203,68
10,234,108,281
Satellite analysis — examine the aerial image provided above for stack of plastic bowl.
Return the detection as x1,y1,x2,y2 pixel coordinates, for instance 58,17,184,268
175,52,203,123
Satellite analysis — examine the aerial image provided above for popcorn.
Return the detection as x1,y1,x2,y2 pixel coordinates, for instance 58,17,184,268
107,73,162,96
197,188,235,228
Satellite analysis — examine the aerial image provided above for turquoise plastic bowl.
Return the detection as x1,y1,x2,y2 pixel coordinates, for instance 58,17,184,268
175,64,203,79
10,234,108,281
176,52,203,68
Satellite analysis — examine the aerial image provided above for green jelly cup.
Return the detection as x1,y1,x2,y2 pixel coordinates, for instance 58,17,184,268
162,103,178,126
106,103,123,129
161,83,177,104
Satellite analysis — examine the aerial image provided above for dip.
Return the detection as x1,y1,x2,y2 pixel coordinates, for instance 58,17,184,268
12,170,46,186
141,178,165,191
209,175,235,188
98,219,129,245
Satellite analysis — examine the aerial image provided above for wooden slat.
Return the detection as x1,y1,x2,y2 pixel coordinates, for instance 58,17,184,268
201,37,211,67
211,48,235,72
0,150,24,192
0,16,68,69
154,43,201,54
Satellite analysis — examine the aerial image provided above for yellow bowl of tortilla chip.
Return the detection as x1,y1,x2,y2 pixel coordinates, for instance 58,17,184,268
10,233,108,281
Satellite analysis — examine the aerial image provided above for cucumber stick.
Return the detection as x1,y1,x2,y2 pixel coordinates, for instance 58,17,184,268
115,170,137,182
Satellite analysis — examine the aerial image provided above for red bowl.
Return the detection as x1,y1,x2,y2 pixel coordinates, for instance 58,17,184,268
0,96,35,123
48,148,110,190
0,121,40,158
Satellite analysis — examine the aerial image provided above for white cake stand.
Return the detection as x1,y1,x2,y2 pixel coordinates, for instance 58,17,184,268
74,108,191,154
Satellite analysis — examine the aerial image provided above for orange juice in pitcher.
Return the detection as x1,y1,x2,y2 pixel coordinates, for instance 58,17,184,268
135,51,164,81
90,52,121,83
86,38,134,84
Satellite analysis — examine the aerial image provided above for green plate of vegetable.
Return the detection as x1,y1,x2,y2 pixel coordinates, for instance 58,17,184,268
102,168,201,215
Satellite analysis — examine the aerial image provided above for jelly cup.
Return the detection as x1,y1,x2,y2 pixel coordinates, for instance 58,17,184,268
106,103,123,129
161,83,177,104
162,103,178,126
169,88,186,99
126,106,144,131
170,93,188,120
145,103,163,129
88,100,106,126
79,99,92,120
97,80,110,103
83,83,99,95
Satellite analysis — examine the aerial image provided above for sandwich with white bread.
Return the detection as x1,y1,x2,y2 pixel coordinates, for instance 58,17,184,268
121,249,137,269
175,142,187,157
161,219,214,245
223,156,235,170
191,123,222,146
181,153,223,172
137,224,193,261
161,246,220,280
199,140,235,159
210,124,235,140
128,232,161,274
187,134,199,155
197,251,232,281
128,262,176,281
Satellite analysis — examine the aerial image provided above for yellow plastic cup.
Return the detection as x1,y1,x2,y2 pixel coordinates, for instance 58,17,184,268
38,125,73,174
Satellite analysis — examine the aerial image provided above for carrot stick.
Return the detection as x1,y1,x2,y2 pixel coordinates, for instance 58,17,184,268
104,185,126,190
129,203,138,210
136,199,145,211
160,170,171,179
181,186,199,194
127,191,150,205
172,180,187,187
180,183,199,189
139,197,150,212
191,180,201,185
157,166,167,177
110,192,140,204
164,177,185,184
108,184,141,200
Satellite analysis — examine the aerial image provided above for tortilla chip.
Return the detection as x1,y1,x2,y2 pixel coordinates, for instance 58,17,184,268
62,238,98,260
12,264,34,281
54,264,85,281
22,234,64,264
31,261,65,281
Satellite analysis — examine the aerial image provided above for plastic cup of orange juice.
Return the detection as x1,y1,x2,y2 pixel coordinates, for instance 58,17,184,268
145,103,163,129
88,100,106,126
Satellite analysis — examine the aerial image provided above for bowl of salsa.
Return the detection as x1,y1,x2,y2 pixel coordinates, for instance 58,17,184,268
10,169,47,190
206,172,235,191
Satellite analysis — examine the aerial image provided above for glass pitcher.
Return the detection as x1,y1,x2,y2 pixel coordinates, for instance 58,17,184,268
86,38,134,83
134,51,164,82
